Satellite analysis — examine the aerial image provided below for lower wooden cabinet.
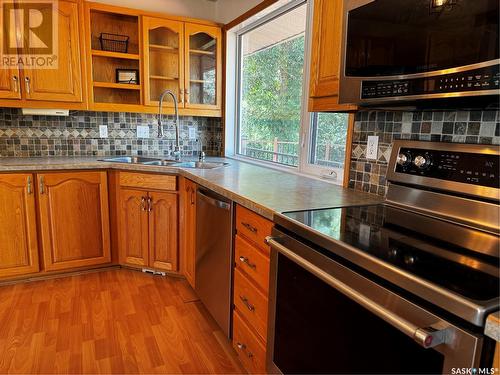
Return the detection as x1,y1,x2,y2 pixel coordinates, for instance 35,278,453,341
119,188,149,267
233,310,267,374
37,171,111,271
0,173,39,278
233,204,273,374
149,191,178,271
118,173,179,272
180,178,197,288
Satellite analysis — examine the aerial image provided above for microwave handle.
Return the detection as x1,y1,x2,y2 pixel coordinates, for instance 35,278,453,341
266,236,450,350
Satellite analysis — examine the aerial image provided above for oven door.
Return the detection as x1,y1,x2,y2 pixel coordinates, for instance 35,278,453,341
266,228,483,374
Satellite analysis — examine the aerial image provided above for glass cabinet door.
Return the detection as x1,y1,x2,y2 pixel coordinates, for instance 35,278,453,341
185,23,221,109
143,17,184,107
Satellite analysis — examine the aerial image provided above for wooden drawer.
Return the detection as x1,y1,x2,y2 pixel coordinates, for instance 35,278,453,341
119,172,176,191
236,205,273,254
234,268,268,342
235,234,270,293
233,310,267,374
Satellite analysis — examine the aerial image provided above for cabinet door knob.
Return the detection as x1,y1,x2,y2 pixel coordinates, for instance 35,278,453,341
148,197,153,212
141,196,147,211
39,176,45,194
239,256,256,270
239,295,255,312
27,176,32,194
236,342,246,350
12,76,19,93
24,77,31,94
241,222,257,233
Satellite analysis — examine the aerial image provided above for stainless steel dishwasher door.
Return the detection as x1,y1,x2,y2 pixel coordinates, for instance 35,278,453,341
195,189,233,337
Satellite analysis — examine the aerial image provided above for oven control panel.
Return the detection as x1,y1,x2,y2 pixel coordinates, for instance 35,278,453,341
361,64,499,99
395,148,499,188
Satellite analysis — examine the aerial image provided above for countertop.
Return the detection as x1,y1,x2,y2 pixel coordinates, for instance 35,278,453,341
485,312,500,342
0,156,382,219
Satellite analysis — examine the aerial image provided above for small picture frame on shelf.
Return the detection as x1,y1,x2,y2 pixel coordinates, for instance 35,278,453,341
116,69,139,84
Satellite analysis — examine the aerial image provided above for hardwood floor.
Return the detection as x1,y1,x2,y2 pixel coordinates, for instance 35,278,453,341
0,269,246,374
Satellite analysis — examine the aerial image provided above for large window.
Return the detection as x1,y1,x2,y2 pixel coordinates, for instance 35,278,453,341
234,0,349,183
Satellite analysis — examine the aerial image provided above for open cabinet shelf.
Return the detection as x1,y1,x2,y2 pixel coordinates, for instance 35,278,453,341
91,49,140,60
88,6,142,107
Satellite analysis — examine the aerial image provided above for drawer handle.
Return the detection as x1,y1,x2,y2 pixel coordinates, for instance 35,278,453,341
241,222,257,233
239,295,255,312
236,342,254,358
239,256,256,270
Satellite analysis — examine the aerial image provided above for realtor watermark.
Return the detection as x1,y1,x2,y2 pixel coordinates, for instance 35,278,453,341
451,368,499,375
0,0,58,69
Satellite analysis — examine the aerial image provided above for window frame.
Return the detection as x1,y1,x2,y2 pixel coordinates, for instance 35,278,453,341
232,0,349,185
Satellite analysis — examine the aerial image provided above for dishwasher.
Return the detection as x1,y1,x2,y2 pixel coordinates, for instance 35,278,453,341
195,188,233,337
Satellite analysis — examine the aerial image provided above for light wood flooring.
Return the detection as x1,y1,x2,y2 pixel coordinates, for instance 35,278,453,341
0,269,246,374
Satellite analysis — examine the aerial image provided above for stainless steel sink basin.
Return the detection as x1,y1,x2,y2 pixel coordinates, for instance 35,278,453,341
142,160,179,166
171,161,229,169
101,156,163,164
100,156,229,169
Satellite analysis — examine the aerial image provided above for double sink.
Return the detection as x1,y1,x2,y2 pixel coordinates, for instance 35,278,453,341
101,156,229,170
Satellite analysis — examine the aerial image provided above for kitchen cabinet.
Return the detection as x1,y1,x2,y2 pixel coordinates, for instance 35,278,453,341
180,178,197,288
37,171,111,272
143,17,185,108
85,2,222,116
233,204,273,374
22,0,84,103
308,0,356,112
149,191,178,271
118,173,178,272
0,0,85,107
0,69,21,100
0,174,39,278
184,23,222,111
119,188,149,266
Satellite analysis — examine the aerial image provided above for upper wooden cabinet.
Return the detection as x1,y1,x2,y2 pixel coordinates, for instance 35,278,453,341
184,23,222,110
37,171,111,272
308,0,356,112
143,17,185,108
22,1,83,103
0,69,21,100
85,2,222,116
0,174,39,279
0,0,85,107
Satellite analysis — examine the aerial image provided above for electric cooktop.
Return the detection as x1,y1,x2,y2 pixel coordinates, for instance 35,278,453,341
281,204,499,303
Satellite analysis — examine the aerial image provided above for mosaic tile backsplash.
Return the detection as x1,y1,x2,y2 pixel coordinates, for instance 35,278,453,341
348,109,500,196
0,108,223,157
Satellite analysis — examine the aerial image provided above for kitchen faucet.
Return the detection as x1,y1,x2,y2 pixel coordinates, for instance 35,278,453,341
158,89,181,161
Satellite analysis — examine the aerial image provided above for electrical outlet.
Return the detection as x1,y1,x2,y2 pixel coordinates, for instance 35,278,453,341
137,125,149,138
99,125,108,138
366,136,379,160
188,126,196,140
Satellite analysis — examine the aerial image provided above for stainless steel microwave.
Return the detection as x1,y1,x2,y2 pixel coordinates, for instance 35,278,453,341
339,0,500,105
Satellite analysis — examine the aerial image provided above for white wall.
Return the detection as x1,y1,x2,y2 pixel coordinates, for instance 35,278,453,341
92,0,217,21
215,0,263,24
92,0,263,24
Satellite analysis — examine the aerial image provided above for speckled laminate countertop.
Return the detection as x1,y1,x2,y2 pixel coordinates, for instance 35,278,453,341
485,312,500,342
0,156,382,219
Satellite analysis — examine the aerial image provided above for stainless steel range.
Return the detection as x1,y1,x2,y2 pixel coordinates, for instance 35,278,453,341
266,140,499,374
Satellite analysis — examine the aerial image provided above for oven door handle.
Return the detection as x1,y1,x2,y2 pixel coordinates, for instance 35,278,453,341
266,236,449,349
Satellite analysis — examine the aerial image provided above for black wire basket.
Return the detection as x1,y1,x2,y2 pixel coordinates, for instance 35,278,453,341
99,33,129,53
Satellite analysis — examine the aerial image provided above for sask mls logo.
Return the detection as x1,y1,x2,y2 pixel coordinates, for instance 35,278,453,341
1,0,58,69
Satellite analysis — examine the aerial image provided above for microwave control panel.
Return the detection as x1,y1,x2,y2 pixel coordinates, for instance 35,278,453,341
394,147,499,188
361,64,499,99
